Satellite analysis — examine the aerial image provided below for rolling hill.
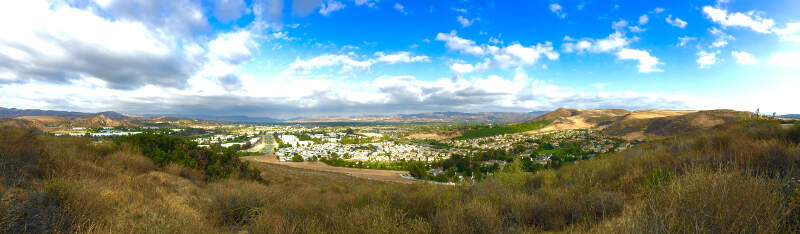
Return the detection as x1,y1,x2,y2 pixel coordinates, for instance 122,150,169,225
530,108,765,140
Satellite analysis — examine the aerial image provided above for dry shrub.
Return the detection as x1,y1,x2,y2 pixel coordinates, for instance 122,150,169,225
388,184,458,220
0,127,42,187
37,136,110,180
528,186,623,230
628,167,794,233
207,179,273,226
164,163,204,183
102,151,156,174
433,199,501,234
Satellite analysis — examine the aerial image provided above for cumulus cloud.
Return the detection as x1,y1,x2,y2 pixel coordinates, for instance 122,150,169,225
563,25,661,73
562,32,631,54
0,0,203,89
708,27,735,48
731,51,758,66
702,6,774,33
457,16,478,27
697,51,718,69
319,0,345,16
450,63,474,75
374,52,431,64
91,0,209,35
666,14,687,28
676,36,696,47
393,3,407,15
435,31,487,56
638,14,649,25
772,22,800,43
436,31,558,74
0,71,709,118
549,3,566,18
286,51,430,75
766,52,800,67
615,48,663,73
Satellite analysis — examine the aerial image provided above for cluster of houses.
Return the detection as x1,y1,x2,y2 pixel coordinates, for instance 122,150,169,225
275,133,449,162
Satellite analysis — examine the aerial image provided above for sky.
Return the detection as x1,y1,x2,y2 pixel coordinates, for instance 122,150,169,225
0,0,799,118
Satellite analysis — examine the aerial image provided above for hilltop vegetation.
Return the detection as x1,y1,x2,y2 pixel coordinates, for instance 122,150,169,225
454,119,553,139
1,120,800,233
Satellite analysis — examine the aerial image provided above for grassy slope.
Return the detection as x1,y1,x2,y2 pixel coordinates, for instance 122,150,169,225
454,119,553,140
1,120,799,233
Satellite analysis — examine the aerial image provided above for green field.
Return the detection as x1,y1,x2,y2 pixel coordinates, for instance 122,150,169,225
454,119,553,139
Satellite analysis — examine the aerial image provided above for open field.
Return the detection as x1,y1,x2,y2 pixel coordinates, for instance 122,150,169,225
242,154,416,184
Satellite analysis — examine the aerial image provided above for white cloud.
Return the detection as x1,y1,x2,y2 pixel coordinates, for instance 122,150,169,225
286,51,430,74
435,31,487,56
286,54,373,75
766,52,800,67
666,15,687,28
375,51,430,64
702,6,774,33
653,8,665,14
208,29,258,65
615,48,663,73
457,16,478,27
549,3,566,18
696,51,718,69
393,3,407,15
731,51,758,66
0,70,711,117
0,0,202,89
772,22,800,43
354,0,377,7
709,27,734,48
639,14,649,25
676,36,696,47
562,32,631,53
436,31,558,74
319,0,345,16
450,63,474,75
628,26,646,33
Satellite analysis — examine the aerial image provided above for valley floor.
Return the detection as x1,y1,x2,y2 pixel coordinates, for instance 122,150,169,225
242,154,415,184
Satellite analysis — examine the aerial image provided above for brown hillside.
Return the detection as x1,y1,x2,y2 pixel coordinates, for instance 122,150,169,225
527,108,752,140
0,118,43,129
601,109,748,140
72,115,131,127
14,116,69,125
528,108,630,133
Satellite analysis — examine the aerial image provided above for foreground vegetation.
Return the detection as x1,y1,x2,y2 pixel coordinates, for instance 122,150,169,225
1,120,799,233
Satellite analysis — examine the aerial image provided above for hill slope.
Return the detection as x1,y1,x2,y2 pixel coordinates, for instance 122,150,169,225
529,108,757,140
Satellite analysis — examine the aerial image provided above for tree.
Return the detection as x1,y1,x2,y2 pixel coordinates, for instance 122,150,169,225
291,153,304,162
407,162,428,180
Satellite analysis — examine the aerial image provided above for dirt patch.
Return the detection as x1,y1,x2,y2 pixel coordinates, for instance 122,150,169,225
242,155,416,184
407,133,450,139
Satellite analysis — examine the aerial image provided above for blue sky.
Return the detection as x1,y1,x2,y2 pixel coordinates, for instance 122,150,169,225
0,0,798,117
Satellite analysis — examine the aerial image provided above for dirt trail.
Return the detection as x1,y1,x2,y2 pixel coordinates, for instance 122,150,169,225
242,154,416,184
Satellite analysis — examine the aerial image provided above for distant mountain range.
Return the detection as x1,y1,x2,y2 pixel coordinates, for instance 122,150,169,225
780,114,800,119
286,111,550,123
0,107,549,124
0,107,130,120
